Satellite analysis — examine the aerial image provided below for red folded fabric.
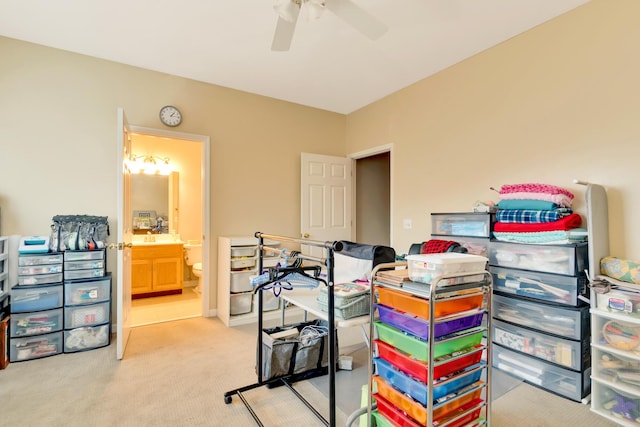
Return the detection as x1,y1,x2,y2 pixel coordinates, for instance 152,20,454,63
493,213,582,232
421,239,459,254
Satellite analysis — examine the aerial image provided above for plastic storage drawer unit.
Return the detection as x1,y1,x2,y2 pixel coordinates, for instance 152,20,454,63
10,331,63,362
372,375,484,426
18,253,63,266
63,249,106,261
405,253,488,285
374,321,484,362
65,301,110,328
492,318,590,371
17,273,63,286
64,323,110,352
492,293,590,340
64,276,111,305
11,284,63,313
431,212,495,238
376,287,485,320
18,264,63,275
64,259,105,271
488,241,588,276
10,308,64,337
493,344,591,402
374,357,483,406
490,265,588,307
374,339,484,383
377,304,484,341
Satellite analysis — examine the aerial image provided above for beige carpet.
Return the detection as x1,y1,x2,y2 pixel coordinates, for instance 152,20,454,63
0,317,618,426
1,317,345,426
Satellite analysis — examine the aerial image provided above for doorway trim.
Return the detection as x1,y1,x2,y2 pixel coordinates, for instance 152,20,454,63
129,125,212,317
348,143,394,247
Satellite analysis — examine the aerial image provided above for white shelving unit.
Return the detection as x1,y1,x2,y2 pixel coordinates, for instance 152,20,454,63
217,236,282,327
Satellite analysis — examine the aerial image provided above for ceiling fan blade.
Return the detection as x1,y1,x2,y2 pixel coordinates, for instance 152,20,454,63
271,7,301,51
325,0,387,40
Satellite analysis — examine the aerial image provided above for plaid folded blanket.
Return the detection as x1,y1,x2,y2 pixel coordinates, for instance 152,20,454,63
496,208,572,224
494,213,582,232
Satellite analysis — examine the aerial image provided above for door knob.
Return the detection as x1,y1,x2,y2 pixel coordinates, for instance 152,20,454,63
108,242,133,250
302,233,310,238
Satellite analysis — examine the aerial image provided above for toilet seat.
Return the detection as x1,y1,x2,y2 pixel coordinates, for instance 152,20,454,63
193,262,202,273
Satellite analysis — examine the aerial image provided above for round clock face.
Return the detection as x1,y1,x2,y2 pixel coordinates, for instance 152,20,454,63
159,105,182,127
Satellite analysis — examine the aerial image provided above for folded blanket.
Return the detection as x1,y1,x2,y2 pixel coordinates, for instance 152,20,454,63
497,199,559,211
493,231,585,244
499,183,575,199
499,192,573,208
496,208,572,224
494,213,582,232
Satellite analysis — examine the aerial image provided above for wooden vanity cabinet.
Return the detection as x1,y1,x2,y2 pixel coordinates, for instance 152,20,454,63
132,244,183,298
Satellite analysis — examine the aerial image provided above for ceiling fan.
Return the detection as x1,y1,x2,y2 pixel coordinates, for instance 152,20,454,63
271,0,388,51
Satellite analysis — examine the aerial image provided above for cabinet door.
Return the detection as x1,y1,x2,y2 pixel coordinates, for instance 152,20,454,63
153,257,183,291
131,258,153,294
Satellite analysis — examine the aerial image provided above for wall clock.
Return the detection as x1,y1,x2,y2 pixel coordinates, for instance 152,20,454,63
159,105,182,127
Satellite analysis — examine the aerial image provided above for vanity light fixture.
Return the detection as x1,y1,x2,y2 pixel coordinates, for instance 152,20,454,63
127,154,173,175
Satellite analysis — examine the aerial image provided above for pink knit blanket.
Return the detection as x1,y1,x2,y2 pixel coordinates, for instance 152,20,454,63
499,183,574,200
499,192,574,208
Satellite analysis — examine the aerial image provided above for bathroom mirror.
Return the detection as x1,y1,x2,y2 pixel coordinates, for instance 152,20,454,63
132,171,179,234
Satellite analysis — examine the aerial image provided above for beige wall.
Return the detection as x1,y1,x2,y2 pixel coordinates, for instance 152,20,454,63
347,0,640,260
0,36,346,312
2,0,640,314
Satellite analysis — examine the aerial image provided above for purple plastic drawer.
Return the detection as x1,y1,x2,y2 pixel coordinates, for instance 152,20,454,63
377,304,484,340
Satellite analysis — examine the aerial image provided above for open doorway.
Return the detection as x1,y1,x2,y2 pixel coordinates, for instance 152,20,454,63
350,145,392,246
127,126,210,326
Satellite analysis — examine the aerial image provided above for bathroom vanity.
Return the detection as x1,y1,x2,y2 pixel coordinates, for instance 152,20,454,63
131,242,184,298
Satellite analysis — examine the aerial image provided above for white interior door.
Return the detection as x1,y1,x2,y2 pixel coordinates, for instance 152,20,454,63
300,153,352,258
116,107,133,360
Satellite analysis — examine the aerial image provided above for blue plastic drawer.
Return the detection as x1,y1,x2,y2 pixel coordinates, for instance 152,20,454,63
377,304,484,340
374,357,484,406
11,284,63,313
10,308,64,337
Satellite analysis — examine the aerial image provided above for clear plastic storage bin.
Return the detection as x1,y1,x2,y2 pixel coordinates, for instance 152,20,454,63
18,253,63,266
11,284,63,312
488,241,588,276
492,293,590,340
64,301,110,328
431,212,494,238
17,272,63,286
64,276,111,305
63,249,106,261
405,253,488,284
64,323,110,352
10,308,64,337
18,264,63,275
10,331,63,362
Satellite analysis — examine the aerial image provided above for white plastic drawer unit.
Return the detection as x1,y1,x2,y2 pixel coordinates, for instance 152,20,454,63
10,331,63,362
18,253,63,266
230,291,253,315
230,257,257,270
490,266,588,306
230,245,257,258
492,293,590,340
488,241,588,276
593,287,640,319
10,308,64,337
492,318,590,371
64,301,110,328
11,284,64,313
64,276,111,306
590,380,640,424
431,212,494,238
64,323,110,353
492,345,590,402
591,311,640,354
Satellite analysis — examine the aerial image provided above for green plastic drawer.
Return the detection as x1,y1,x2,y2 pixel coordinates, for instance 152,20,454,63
374,321,484,362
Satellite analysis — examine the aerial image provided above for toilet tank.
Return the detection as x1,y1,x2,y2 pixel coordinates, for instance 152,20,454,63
184,242,202,265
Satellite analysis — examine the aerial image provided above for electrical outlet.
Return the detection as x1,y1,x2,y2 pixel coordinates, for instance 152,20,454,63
403,219,412,229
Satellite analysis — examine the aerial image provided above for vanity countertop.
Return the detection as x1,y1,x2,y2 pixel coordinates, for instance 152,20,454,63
131,236,183,246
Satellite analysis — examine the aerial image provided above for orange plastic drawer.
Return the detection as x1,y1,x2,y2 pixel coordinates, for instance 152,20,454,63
373,376,483,425
376,287,484,320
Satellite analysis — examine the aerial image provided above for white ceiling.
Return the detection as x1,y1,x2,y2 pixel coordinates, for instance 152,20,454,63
0,0,589,114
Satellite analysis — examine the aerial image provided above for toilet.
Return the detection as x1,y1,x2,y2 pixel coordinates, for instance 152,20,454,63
184,241,202,293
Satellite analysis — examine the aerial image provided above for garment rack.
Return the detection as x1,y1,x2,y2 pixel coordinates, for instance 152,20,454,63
223,232,343,427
